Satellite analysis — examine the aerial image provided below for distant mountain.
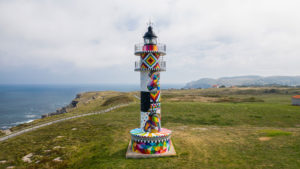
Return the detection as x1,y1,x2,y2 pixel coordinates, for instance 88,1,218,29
184,76,300,88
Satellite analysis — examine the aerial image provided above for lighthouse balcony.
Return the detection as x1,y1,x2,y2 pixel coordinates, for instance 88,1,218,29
134,43,166,56
134,60,166,71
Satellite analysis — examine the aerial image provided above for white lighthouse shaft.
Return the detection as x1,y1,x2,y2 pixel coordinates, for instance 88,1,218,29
140,70,161,132
134,26,166,133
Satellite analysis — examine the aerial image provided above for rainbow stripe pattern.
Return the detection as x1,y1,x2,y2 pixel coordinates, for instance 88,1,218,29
143,45,158,51
131,139,171,154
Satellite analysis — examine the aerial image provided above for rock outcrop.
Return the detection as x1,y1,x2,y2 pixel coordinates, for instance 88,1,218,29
0,129,12,135
41,95,81,118
22,153,33,163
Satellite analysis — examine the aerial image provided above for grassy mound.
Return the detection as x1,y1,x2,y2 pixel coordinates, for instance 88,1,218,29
102,95,134,106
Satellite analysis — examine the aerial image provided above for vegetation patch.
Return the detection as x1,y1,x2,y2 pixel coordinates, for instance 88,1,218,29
249,115,262,119
166,95,218,102
259,129,292,137
101,95,134,106
264,89,280,94
216,96,264,103
0,131,4,137
202,94,222,98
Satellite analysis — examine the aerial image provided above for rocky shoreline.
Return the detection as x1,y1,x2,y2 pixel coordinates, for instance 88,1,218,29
41,93,81,118
0,93,84,135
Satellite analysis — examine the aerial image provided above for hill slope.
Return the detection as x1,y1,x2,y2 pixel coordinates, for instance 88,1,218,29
185,75,300,88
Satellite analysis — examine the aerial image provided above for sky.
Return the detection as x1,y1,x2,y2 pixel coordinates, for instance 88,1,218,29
0,0,300,85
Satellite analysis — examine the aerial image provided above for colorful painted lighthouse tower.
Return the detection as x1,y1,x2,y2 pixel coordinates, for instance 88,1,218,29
127,25,175,158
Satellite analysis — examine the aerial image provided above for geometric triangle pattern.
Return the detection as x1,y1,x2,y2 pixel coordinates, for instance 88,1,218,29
141,63,148,69
131,139,170,154
150,91,160,103
152,53,160,59
141,53,147,59
153,63,160,69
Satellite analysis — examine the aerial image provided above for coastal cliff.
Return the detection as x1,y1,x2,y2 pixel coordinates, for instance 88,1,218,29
41,94,81,118
4,91,136,133
40,91,135,118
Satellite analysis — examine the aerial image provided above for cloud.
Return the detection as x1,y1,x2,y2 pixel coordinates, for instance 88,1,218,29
0,0,300,84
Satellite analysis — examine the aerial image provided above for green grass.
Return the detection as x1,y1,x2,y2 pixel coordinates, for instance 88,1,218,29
259,129,292,137
216,96,264,103
163,102,300,127
0,88,300,168
101,95,134,106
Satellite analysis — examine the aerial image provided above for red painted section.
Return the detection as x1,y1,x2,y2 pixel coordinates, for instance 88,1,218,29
143,45,158,51
292,95,300,99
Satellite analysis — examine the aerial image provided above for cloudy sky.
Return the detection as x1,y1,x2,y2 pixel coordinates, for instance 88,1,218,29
0,0,300,85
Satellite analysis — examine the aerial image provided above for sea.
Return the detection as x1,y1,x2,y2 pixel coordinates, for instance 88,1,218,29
0,84,183,130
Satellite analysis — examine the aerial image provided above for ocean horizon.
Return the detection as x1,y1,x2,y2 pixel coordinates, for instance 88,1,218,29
0,84,183,130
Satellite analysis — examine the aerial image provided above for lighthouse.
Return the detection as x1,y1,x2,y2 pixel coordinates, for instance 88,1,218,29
126,25,176,158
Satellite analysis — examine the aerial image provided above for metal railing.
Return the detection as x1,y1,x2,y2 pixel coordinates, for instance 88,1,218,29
134,60,166,71
134,43,166,55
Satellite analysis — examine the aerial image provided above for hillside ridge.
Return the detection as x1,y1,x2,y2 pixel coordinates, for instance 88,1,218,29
185,75,300,88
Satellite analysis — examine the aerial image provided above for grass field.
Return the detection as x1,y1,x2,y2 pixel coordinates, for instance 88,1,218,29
0,88,300,168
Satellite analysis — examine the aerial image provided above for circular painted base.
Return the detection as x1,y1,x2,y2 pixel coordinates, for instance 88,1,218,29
131,139,171,154
130,128,172,154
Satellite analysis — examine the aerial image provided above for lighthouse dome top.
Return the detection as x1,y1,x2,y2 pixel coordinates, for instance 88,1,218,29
143,26,157,38
143,26,158,45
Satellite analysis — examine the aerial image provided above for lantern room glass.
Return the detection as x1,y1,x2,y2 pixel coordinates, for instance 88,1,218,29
144,37,157,45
